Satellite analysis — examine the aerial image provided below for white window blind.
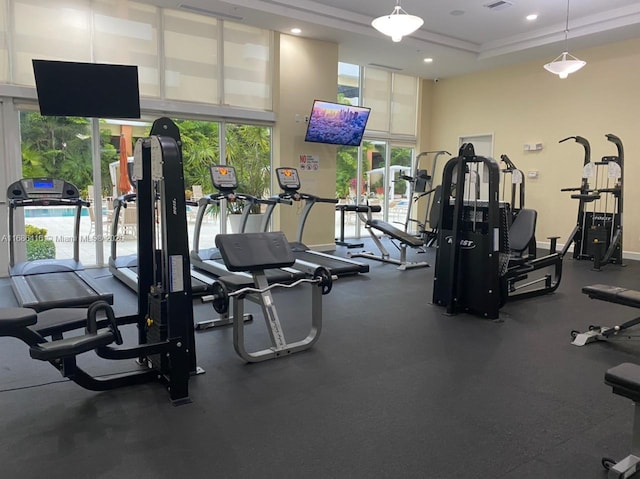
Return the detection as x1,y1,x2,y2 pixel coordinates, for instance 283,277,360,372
390,73,417,136
362,67,390,132
223,22,271,110
13,0,91,86
92,0,160,97
163,9,218,104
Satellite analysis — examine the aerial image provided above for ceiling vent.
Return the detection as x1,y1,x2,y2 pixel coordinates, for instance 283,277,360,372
178,4,244,21
483,1,513,11
368,63,403,72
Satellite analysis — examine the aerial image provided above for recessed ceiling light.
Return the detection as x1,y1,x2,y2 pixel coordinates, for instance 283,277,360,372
290,28,302,34
423,58,433,63
526,14,538,21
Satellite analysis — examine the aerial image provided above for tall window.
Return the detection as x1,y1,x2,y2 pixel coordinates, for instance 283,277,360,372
92,0,160,97
18,111,115,266
163,9,218,104
16,113,271,267
335,63,419,240
12,0,91,85
223,22,271,110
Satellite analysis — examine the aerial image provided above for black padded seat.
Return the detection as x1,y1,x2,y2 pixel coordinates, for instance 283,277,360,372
368,219,424,247
337,204,370,213
29,331,115,361
215,232,295,272
509,209,537,254
32,308,92,336
428,186,442,229
571,193,601,202
0,307,38,333
582,284,640,309
605,363,640,402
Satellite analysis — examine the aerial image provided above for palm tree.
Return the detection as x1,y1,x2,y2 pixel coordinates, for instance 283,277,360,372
226,124,271,213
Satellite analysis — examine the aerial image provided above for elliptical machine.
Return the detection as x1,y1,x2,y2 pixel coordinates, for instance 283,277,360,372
559,134,624,270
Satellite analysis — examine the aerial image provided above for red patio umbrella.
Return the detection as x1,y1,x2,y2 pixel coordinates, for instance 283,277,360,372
118,134,131,194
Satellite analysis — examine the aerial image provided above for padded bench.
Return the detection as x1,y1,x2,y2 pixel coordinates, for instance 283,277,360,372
216,231,295,272
196,232,296,331
583,285,640,309
602,363,640,478
606,363,640,402
368,219,424,248
0,307,38,334
204,231,325,362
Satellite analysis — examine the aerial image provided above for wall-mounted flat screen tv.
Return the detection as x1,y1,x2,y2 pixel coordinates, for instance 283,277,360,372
32,59,141,119
304,100,371,147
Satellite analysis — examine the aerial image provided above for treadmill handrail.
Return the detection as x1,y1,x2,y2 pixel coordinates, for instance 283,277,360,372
10,197,89,208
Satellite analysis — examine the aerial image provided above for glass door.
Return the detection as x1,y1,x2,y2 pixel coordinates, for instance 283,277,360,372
363,141,386,235
389,145,414,230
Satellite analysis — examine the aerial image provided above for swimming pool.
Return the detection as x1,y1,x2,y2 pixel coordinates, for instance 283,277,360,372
24,207,104,218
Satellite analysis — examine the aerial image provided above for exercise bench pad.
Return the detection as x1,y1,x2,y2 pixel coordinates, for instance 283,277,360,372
605,363,640,402
582,284,640,309
29,331,115,361
368,219,424,248
215,232,295,272
0,307,37,333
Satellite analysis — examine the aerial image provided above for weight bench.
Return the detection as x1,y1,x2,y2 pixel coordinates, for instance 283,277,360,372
350,205,429,270
602,363,640,477
201,231,331,362
571,285,640,346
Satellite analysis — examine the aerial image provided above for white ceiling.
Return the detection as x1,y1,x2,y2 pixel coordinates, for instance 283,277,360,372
142,0,640,79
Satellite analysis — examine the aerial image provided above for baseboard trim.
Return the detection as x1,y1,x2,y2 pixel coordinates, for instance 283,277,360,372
536,241,640,261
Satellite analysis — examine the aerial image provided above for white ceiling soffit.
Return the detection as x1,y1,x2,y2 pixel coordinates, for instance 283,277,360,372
480,4,640,59
144,0,640,78
226,0,479,53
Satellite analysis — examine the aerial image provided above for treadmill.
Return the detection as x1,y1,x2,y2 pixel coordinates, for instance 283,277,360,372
7,178,113,312
265,167,369,277
108,192,213,295
190,165,312,282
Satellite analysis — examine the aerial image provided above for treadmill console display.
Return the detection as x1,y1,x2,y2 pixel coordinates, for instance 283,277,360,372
276,168,301,192
32,179,55,189
8,178,80,200
210,166,238,191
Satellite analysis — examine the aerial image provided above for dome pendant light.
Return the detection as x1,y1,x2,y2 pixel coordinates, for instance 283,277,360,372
371,1,424,43
543,0,586,79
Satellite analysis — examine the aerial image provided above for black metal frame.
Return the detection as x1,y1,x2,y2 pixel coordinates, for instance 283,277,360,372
432,144,563,320
0,119,199,404
432,144,504,319
559,134,624,269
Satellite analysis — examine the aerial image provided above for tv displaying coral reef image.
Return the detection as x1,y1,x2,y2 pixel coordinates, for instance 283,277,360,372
304,100,371,146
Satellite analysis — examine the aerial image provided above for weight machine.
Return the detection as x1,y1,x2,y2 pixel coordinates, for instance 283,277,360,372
0,119,198,404
432,144,563,320
559,134,624,270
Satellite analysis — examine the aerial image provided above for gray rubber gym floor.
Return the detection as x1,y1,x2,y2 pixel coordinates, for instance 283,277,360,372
0,240,639,479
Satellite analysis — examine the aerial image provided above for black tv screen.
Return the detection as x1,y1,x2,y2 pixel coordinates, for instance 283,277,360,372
32,59,141,119
304,100,371,147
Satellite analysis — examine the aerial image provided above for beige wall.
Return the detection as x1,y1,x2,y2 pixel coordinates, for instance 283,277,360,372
274,34,339,249
427,37,640,254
